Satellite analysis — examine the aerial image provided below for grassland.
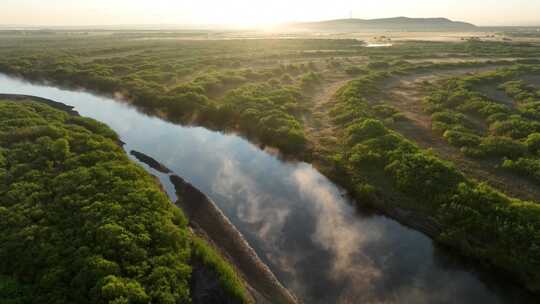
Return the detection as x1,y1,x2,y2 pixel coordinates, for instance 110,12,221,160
1,30,540,295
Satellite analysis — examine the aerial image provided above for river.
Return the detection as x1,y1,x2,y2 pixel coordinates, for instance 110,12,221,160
0,73,534,303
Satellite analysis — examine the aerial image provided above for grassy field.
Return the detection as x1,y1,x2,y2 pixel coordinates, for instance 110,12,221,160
1,30,540,294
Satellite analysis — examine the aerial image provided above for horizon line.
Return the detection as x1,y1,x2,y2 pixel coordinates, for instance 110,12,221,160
1,16,540,29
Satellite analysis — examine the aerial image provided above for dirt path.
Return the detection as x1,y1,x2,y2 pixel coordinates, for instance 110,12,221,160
379,68,540,202
380,67,499,130
303,77,352,151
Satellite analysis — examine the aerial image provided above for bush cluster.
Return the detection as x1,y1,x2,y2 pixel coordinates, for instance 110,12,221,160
0,100,247,304
424,64,540,179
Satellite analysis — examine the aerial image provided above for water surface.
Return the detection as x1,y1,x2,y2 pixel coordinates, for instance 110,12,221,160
366,43,393,47
0,74,534,303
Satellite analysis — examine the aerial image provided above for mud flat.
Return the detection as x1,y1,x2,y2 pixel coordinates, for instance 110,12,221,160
130,150,172,173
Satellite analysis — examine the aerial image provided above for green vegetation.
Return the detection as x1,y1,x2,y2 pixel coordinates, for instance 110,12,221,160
330,77,540,292
2,32,540,295
191,238,247,302
0,100,248,304
424,64,540,182
220,83,307,152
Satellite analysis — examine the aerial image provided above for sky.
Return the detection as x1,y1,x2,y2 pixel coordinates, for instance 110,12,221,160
1,0,539,27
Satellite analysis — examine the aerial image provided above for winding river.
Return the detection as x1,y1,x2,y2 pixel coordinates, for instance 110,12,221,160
0,73,535,303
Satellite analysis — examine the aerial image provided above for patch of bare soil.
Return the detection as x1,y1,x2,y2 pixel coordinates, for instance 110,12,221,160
303,76,352,152
379,68,540,202
474,84,515,107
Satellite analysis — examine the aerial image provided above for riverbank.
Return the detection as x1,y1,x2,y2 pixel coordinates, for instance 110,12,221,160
0,93,79,115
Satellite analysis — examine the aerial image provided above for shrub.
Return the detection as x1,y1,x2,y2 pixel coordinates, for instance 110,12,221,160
385,152,463,202
373,105,398,118
346,119,387,145
348,143,384,167
490,118,540,139
0,275,32,304
478,136,527,158
432,111,466,125
354,183,377,202
169,83,205,95
443,130,481,148
502,158,540,182
163,92,209,117
432,121,452,134
520,101,540,120
526,133,540,154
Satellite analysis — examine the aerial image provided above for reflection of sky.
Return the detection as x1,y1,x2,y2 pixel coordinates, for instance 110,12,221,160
0,73,533,304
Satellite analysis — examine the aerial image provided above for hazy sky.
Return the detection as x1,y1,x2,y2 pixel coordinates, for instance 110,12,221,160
1,0,539,27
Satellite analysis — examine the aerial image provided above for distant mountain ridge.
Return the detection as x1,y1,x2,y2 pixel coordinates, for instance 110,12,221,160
288,17,478,32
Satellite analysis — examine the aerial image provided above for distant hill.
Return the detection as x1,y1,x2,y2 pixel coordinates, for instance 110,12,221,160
287,17,478,32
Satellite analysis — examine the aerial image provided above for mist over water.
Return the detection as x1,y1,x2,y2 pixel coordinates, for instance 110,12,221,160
0,73,535,303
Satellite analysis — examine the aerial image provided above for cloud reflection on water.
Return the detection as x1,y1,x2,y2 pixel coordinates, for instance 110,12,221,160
293,166,385,302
